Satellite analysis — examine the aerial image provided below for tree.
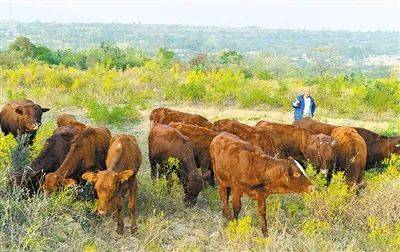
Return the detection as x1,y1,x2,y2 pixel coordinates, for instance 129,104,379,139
310,47,342,76
219,50,243,65
9,36,36,59
155,48,176,69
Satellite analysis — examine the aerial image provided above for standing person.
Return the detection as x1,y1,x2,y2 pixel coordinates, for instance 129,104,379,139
292,88,316,121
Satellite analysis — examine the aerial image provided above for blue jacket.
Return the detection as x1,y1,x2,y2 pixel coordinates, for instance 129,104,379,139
292,95,316,120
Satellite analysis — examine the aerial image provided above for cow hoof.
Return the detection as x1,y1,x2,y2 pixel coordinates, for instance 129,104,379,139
131,227,138,235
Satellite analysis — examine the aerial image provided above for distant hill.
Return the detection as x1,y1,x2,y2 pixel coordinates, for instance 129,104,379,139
1,22,399,61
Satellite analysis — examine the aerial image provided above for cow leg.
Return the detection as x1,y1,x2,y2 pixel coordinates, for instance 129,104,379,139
128,180,138,235
112,198,124,235
150,158,157,180
254,191,268,237
232,189,242,220
218,185,232,220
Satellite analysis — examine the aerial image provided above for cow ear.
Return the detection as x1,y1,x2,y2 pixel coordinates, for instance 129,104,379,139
62,178,77,188
118,170,134,183
42,107,50,113
15,106,23,115
82,172,98,183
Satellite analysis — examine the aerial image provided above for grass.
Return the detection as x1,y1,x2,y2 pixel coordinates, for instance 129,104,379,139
0,105,399,251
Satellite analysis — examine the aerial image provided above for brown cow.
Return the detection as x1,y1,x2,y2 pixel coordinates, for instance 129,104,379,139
213,119,283,157
210,132,314,237
148,124,208,205
82,134,142,235
331,127,367,186
294,118,400,168
149,107,213,129
0,99,50,143
256,121,337,175
169,122,217,186
10,121,87,193
57,113,78,127
42,125,111,194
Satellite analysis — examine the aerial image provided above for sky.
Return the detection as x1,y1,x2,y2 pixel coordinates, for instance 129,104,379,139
0,0,399,31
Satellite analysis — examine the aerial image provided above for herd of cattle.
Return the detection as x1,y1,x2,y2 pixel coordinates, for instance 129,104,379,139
0,99,399,236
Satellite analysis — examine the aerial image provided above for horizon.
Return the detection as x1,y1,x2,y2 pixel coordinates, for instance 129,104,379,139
0,1,399,32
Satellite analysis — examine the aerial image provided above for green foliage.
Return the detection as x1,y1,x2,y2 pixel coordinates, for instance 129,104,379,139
0,133,18,187
219,50,243,65
30,121,56,160
87,100,140,126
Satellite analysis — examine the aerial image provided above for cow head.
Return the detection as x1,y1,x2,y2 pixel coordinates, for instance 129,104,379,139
57,114,77,128
42,172,76,194
184,172,210,206
267,157,314,194
305,134,337,175
82,170,134,215
20,115,39,132
15,103,50,131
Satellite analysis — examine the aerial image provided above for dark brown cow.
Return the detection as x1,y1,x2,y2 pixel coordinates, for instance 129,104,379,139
169,122,217,186
83,134,142,235
10,121,87,192
294,118,400,168
42,125,111,194
149,107,213,129
148,124,208,205
0,99,50,143
213,119,283,157
331,127,367,186
210,132,314,237
255,121,337,174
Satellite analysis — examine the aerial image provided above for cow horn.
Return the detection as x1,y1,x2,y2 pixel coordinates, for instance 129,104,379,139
332,140,336,146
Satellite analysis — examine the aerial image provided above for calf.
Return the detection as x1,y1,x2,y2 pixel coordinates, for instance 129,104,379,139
331,127,367,186
213,119,283,157
169,122,217,186
149,107,213,129
0,99,50,143
42,125,111,194
83,134,142,235
11,121,86,193
148,124,208,205
210,132,314,237
294,118,400,169
256,121,337,174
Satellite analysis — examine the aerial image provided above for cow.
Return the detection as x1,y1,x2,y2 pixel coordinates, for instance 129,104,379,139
255,121,337,175
82,134,142,235
10,121,87,193
148,124,208,205
210,132,314,237
331,127,367,186
213,119,283,158
0,99,50,143
149,107,213,129
42,125,111,194
169,122,217,186
294,118,400,169
57,113,78,128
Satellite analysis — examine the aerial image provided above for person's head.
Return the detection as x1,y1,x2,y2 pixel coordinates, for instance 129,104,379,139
303,88,311,98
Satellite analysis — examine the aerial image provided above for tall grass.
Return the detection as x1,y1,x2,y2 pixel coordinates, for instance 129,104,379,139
1,62,399,120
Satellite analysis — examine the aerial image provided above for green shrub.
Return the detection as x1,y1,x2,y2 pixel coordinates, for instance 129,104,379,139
87,100,140,126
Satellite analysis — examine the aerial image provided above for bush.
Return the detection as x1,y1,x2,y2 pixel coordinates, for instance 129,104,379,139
87,100,140,126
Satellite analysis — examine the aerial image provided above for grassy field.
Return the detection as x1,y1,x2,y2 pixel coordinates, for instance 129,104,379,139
0,103,399,251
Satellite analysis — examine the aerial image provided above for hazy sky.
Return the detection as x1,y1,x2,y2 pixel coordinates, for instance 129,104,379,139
0,0,399,31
